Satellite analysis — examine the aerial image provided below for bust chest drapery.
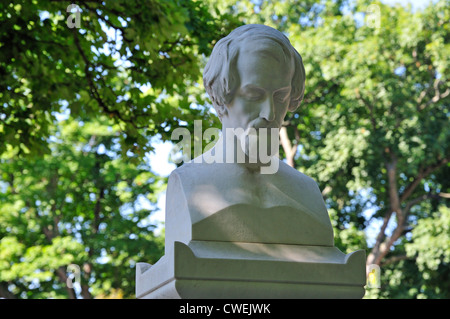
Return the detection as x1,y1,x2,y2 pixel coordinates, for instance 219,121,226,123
164,159,334,253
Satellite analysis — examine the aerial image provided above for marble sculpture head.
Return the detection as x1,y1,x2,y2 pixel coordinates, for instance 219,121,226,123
203,24,306,128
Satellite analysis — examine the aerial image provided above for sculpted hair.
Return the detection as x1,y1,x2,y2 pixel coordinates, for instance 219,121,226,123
203,24,306,120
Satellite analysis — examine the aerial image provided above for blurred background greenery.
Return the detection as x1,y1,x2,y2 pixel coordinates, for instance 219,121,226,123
0,0,448,298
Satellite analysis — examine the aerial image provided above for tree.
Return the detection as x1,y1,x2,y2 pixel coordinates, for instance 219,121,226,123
227,0,449,297
0,0,241,159
367,205,450,298
0,117,165,298
0,0,241,298
1,0,448,299
288,0,449,269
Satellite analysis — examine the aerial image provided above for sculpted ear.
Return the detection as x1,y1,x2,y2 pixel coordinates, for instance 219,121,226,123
203,38,239,121
288,51,306,112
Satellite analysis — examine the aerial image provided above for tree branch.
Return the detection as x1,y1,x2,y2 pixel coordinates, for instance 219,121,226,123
366,210,393,265
83,2,130,42
400,157,449,203
404,192,450,215
381,255,410,266
368,155,449,266
417,78,449,111
72,28,147,130
386,155,402,218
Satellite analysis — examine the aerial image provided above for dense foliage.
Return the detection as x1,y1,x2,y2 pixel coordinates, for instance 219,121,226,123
254,0,450,298
0,0,448,298
0,0,241,298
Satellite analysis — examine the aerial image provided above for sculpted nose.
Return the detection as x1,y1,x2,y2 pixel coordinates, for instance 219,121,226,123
260,96,275,122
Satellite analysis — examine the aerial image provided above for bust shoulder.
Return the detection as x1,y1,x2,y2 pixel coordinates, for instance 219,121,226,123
164,158,333,248
167,159,330,226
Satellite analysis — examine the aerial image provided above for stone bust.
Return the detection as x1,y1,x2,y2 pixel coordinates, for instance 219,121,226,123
164,24,334,252
136,24,366,299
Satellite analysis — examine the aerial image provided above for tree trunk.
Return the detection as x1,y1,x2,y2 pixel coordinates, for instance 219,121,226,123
367,156,404,266
279,126,296,167
56,267,77,299
367,156,449,266
0,282,16,299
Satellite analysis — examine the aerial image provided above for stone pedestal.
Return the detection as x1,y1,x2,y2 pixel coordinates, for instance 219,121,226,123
136,241,366,299
136,163,367,299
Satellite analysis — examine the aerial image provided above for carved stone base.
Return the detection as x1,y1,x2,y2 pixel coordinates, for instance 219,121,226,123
136,241,366,299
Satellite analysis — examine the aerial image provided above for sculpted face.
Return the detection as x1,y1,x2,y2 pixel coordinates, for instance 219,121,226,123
221,39,294,159
222,39,293,130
